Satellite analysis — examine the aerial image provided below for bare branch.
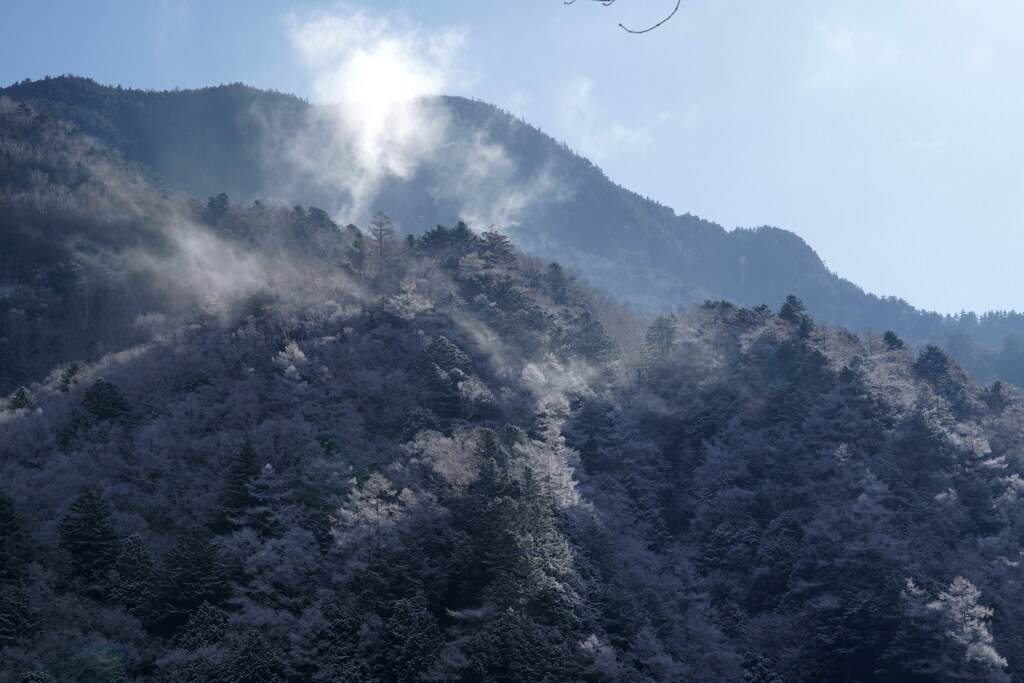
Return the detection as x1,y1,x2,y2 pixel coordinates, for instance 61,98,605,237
565,0,680,33
619,0,680,33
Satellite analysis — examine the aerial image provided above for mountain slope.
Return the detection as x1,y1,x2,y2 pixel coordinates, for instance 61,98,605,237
5,75,1024,387
3,81,1024,682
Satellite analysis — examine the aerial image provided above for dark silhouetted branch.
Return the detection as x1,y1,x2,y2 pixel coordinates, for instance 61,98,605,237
564,0,681,33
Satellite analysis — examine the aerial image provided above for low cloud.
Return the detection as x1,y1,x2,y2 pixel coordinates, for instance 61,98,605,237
283,7,466,223
269,6,566,235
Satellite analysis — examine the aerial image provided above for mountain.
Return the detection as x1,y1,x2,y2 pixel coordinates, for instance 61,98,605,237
2,96,1024,680
6,76,1024,391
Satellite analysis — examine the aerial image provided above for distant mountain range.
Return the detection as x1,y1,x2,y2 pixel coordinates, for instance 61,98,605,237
4,75,1024,384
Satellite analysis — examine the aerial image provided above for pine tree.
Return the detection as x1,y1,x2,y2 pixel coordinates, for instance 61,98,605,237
0,490,29,584
645,315,676,359
639,314,677,380
375,597,441,680
59,491,119,591
563,308,613,362
546,263,571,304
0,492,37,645
110,534,154,617
17,673,57,683
882,330,906,350
226,632,281,683
213,441,260,534
422,335,472,374
234,463,291,538
369,211,396,277
59,360,85,392
0,583,40,646
779,294,814,336
61,646,126,683
344,225,367,280
915,344,953,381
778,294,807,322
479,229,515,269
9,386,33,410
152,528,229,635
178,601,228,650
81,378,131,420
742,651,783,683
202,193,230,225
462,608,581,681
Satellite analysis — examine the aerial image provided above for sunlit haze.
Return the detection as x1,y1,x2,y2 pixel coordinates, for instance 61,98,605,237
4,0,1023,314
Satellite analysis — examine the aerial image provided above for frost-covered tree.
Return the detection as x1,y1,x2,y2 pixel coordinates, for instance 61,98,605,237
109,534,154,617
930,577,1009,680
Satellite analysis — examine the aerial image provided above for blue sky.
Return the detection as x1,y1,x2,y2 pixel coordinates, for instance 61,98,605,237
4,0,1024,315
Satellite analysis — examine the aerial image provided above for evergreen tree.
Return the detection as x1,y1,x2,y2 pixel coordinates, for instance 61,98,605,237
226,632,281,683
546,263,571,304
915,344,953,381
644,314,676,360
0,583,40,646
479,229,515,269
59,490,119,591
882,330,906,350
9,386,33,410
779,294,814,336
0,337,14,378
18,673,57,683
640,314,677,380
235,463,291,538
778,294,807,322
213,441,260,534
81,378,131,420
46,259,81,300
110,534,154,617
422,336,472,374
369,211,396,277
0,492,38,645
375,597,441,680
462,608,582,682
60,646,126,683
344,225,367,280
879,579,985,681
178,601,228,650
152,528,229,635
202,193,230,225
58,360,86,392
742,651,783,683
0,490,29,584
563,308,613,362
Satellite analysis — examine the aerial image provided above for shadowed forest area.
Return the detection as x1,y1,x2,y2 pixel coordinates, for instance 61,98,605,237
2,85,1024,681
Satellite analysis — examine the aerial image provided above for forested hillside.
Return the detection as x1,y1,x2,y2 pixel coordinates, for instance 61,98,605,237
6,76,1024,388
3,91,1024,681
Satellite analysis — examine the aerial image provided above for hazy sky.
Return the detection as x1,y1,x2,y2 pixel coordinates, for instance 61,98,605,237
4,0,1024,315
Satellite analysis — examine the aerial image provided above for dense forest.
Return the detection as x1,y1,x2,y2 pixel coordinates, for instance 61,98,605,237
3,90,1024,681
6,76,1024,390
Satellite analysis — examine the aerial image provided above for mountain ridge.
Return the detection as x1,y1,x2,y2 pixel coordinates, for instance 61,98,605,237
5,75,1024,385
